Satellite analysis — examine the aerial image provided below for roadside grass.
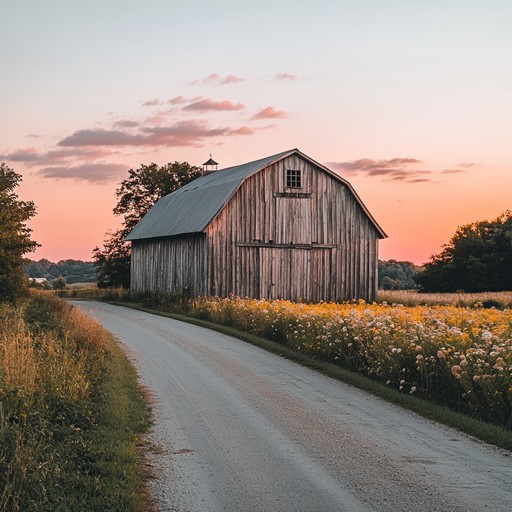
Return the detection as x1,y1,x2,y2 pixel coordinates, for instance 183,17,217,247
0,292,152,512
111,299,512,452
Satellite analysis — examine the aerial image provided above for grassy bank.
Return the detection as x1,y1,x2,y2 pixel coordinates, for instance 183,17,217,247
0,292,152,512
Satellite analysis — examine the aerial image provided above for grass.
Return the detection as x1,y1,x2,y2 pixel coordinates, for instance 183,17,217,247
378,289,512,308
0,292,152,512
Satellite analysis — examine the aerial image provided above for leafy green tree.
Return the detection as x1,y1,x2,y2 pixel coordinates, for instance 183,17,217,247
52,275,67,290
93,162,203,288
0,163,39,301
415,211,512,292
378,260,420,290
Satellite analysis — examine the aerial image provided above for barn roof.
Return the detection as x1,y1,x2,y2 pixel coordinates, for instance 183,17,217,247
126,148,386,241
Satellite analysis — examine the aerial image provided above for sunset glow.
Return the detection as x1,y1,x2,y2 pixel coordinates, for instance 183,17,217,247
2,1,510,264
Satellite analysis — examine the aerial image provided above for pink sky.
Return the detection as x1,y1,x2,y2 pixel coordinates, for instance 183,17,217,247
2,2,510,265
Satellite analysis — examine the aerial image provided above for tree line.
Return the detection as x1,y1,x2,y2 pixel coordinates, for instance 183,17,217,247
24,259,96,284
1,158,511,301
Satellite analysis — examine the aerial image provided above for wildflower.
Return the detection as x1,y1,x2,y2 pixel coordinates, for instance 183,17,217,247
451,365,462,378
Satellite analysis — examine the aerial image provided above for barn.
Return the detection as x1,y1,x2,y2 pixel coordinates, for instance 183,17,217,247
126,149,386,302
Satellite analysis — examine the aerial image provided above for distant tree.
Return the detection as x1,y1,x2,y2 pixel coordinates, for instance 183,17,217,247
52,275,67,290
415,211,512,292
0,163,39,301
378,260,420,290
25,258,96,283
93,162,203,288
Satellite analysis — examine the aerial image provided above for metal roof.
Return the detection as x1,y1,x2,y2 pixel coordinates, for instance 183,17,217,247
126,148,387,241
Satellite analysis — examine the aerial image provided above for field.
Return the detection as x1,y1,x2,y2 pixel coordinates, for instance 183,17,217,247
0,292,150,512
378,289,512,308
190,295,512,427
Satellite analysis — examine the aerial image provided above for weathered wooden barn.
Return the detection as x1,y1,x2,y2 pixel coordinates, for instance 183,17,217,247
127,149,386,302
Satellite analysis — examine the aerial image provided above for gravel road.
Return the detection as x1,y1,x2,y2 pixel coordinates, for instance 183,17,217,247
75,301,512,512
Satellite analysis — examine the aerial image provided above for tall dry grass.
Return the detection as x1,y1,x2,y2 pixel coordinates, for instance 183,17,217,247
378,290,512,308
0,292,109,511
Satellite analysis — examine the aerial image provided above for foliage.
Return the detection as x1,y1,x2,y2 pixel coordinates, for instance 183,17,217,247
25,258,96,284
189,297,512,427
0,163,38,302
0,292,150,511
415,211,512,292
378,260,420,290
93,162,202,288
52,275,67,290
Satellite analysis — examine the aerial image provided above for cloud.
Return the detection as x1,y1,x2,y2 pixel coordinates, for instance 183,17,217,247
141,98,162,107
228,126,254,135
457,162,476,168
168,95,188,105
0,147,113,165
222,74,245,84
192,73,245,85
441,168,466,174
56,119,258,149
326,158,433,183
113,119,140,128
38,163,127,183
58,129,148,147
252,106,287,120
183,98,245,112
275,72,298,81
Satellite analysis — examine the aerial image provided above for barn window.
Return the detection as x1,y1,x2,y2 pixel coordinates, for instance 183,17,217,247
286,169,301,188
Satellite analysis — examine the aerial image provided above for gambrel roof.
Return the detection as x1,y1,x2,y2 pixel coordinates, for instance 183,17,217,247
126,149,386,241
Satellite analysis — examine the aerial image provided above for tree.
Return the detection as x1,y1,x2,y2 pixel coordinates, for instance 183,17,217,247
93,162,203,288
52,275,67,290
0,163,39,301
415,211,512,292
378,260,420,290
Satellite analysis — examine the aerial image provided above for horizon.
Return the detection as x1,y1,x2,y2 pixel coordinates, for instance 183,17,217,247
2,2,510,266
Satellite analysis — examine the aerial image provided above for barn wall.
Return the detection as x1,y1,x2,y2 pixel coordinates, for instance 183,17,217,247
130,235,206,296
206,154,380,302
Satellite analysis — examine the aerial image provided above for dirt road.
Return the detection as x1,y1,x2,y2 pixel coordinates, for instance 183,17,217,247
75,301,511,512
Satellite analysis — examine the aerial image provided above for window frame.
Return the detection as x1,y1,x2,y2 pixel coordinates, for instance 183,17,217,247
286,168,302,189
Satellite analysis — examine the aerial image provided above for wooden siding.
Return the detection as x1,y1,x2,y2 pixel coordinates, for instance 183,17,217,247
130,235,206,296
205,154,380,302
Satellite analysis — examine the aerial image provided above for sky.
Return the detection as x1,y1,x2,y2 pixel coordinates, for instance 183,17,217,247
1,1,511,265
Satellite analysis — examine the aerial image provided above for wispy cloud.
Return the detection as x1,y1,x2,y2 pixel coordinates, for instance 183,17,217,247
327,158,433,183
183,97,245,112
168,95,188,105
192,73,246,85
275,72,298,81
113,119,140,128
141,98,162,107
222,74,245,84
0,147,113,166
252,106,287,120
38,163,127,183
441,168,466,174
57,119,257,148
58,129,147,147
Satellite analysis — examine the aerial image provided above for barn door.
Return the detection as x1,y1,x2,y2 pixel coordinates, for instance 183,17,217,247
259,248,311,301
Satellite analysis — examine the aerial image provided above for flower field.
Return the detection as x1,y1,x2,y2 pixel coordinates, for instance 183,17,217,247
192,297,512,427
